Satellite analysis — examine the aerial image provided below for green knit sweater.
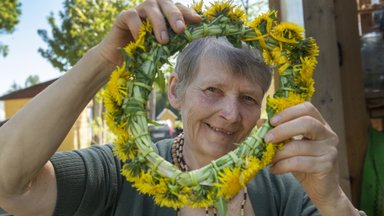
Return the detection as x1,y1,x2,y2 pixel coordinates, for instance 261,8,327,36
50,139,319,216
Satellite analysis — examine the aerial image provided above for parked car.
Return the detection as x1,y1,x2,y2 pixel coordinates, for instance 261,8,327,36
148,124,174,142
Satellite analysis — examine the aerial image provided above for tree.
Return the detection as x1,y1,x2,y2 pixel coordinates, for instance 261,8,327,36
38,0,143,144
236,0,268,21
0,0,22,57
24,74,41,88
37,0,138,72
7,74,41,93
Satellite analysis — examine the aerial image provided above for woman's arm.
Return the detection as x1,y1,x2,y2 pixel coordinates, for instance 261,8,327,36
0,1,200,214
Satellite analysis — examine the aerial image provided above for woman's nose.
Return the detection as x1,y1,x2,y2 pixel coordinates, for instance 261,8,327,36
219,98,241,123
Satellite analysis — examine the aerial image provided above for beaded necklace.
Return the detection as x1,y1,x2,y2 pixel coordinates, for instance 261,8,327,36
172,132,247,216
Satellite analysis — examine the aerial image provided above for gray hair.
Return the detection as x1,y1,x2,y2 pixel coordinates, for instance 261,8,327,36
174,37,272,98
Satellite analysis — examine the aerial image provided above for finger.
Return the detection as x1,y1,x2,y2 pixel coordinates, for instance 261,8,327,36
116,9,142,41
272,139,335,164
137,0,169,43
270,154,336,175
157,0,186,34
265,115,330,143
175,3,201,25
270,102,326,126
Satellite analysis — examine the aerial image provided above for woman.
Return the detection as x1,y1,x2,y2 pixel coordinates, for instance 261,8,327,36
0,0,362,215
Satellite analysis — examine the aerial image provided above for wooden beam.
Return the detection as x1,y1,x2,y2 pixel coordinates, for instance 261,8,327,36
334,0,369,206
268,0,281,14
302,0,352,197
302,0,370,206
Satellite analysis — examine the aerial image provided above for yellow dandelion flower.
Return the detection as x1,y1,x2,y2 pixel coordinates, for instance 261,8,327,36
228,6,246,22
301,78,315,100
188,196,214,208
297,57,316,82
244,11,276,49
271,47,289,66
216,167,242,200
143,19,152,33
262,50,273,65
188,185,215,208
277,62,291,74
192,0,203,14
308,38,320,58
204,1,235,20
124,20,151,56
271,22,304,44
121,163,141,182
246,11,276,34
133,170,162,195
260,143,279,167
105,112,128,135
103,90,119,114
267,92,305,114
106,63,130,105
113,133,137,161
294,57,316,99
153,178,188,209
240,156,262,185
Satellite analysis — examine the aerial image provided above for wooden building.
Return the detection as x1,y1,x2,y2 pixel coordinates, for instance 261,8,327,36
0,79,91,151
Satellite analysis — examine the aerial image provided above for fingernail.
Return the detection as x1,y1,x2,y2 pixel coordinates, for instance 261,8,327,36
176,20,185,31
161,30,168,42
264,133,274,143
271,115,281,125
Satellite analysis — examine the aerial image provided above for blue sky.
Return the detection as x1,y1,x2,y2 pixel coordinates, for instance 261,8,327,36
0,0,198,96
0,0,63,96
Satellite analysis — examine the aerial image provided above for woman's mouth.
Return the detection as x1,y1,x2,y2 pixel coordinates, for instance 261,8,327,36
206,123,235,136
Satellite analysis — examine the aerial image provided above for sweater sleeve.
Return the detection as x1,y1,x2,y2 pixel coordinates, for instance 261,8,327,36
50,144,121,216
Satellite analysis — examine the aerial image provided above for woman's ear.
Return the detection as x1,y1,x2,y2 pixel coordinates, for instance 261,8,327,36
168,73,181,109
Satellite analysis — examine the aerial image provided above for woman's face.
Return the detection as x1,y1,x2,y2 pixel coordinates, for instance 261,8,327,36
169,57,264,159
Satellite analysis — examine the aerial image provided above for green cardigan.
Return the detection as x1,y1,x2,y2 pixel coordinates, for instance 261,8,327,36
51,139,319,216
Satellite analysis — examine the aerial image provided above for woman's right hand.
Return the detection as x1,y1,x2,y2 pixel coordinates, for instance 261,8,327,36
96,0,201,67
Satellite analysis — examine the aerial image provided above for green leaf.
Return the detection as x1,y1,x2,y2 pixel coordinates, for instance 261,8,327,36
154,72,165,92
214,197,228,216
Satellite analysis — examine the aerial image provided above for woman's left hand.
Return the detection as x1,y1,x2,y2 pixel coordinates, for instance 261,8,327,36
264,102,355,214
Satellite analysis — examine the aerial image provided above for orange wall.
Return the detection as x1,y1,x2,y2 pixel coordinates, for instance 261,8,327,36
4,98,30,119
3,98,90,151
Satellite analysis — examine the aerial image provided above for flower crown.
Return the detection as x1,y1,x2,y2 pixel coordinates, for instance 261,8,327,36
103,1,319,215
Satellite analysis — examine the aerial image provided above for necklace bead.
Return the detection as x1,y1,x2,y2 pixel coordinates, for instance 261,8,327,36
171,133,247,216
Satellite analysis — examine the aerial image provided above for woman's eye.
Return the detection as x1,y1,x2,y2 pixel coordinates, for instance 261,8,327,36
207,87,217,92
204,87,221,95
242,95,258,105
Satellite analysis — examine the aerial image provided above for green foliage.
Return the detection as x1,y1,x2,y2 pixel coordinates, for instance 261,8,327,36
24,74,41,87
0,0,22,57
38,0,134,72
7,75,41,93
37,0,145,144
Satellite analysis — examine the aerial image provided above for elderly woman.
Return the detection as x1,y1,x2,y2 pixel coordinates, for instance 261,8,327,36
0,0,362,215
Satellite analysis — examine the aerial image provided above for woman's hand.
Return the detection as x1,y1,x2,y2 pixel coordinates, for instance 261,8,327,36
95,0,201,66
264,102,357,215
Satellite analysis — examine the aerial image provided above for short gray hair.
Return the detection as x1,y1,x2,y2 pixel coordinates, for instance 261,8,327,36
174,37,272,98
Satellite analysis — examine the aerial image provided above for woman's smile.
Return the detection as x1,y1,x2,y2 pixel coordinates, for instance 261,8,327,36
205,123,235,136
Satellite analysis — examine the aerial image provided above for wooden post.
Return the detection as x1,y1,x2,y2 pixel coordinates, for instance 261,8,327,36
333,0,369,206
302,0,352,197
268,0,281,16
302,0,369,206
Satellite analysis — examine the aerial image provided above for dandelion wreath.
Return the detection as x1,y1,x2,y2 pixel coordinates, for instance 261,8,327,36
104,1,319,215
